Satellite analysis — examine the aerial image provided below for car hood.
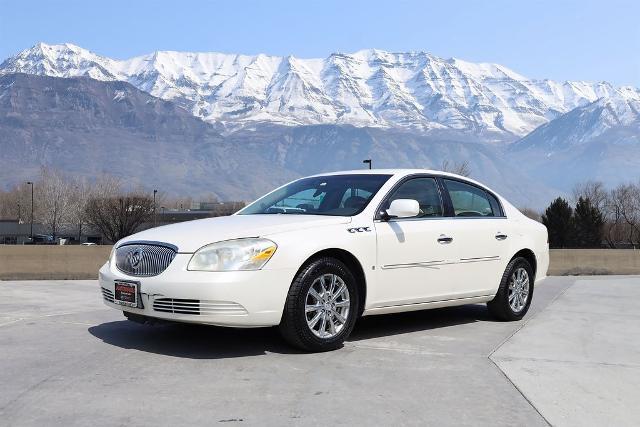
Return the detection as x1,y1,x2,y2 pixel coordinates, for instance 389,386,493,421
117,214,352,253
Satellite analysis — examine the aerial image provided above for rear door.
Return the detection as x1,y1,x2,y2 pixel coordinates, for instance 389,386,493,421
439,178,512,296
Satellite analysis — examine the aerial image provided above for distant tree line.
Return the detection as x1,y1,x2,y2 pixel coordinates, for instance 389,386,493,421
2,167,637,248
523,181,640,249
0,167,234,243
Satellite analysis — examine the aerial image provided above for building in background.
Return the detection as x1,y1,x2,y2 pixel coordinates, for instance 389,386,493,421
0,220,102,245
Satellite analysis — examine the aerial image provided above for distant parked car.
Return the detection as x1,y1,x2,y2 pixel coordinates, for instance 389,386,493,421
31,234,55,245
99,169,549,352
81,242,97,246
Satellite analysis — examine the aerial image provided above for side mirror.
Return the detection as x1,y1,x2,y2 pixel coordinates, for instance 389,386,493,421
384,199,420,219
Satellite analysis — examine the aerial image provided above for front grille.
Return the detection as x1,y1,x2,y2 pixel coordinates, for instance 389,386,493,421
153,298,247,316
115,242,177,277
101,287,114,303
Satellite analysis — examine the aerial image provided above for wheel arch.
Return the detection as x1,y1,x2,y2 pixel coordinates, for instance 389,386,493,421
511,248,537,279
300,248,367,317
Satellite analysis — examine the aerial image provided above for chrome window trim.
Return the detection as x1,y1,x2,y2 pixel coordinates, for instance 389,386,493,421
373,173,507,222
373,215,509,223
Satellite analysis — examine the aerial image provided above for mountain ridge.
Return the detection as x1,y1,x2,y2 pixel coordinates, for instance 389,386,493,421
3,42,637,140
0,72,560,208
509,93,640,190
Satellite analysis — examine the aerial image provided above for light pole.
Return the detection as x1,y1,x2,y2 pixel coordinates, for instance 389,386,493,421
26,181,34,241
363,159,372,169
153,189,158,227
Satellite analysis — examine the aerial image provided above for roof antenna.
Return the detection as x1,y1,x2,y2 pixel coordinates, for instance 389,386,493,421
362,159,372,170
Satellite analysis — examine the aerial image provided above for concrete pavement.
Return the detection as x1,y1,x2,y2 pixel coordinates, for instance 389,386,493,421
0,276,637,426
491,277,640,427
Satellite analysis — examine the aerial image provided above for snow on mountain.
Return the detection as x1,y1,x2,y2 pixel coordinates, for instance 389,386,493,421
0,72,559,207
509,93,640,191
512,93,640,150
3,43,638,139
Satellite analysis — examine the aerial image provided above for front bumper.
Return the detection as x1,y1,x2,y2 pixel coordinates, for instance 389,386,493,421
98,254,297,327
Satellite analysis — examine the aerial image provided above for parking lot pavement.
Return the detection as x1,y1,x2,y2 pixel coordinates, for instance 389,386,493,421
491,276,640,427
0,276,633,426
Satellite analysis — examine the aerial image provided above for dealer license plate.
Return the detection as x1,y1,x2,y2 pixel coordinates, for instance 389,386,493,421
114,281,139,307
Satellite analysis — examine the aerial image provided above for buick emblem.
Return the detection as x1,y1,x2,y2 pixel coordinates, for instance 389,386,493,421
128,248,144,269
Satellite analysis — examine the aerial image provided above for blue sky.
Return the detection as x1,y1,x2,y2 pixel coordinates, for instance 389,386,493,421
1,0,638,86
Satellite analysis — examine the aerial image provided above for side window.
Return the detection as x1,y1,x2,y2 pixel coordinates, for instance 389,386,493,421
443,179,495,217
383,178,443,218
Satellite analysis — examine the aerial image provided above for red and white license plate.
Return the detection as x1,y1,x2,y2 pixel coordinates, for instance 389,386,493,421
113,281,139,307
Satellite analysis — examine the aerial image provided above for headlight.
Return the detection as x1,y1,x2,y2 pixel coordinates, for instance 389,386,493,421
187,238,277,272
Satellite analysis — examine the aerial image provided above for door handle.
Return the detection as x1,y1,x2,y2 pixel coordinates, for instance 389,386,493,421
495,233,508,241
437,235,453,244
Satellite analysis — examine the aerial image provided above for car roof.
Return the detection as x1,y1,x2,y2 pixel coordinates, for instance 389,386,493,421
306,169,500,197
308,168,471,181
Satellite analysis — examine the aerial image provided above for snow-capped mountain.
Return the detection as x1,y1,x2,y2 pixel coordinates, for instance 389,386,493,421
2,42,637,139
509,93,640,190
0,73,558,207
512,92,640,150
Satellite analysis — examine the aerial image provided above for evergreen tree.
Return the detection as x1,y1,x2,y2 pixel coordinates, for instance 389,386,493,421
573,197,604,248
542,197,574,248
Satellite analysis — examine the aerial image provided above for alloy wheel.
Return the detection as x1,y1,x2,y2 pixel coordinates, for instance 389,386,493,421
508,267,530,313
305,273,351,339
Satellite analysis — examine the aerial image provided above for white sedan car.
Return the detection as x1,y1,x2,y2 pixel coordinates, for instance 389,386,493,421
99,170,548,352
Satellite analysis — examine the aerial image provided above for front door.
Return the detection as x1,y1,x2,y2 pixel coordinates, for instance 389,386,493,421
373,177,456,307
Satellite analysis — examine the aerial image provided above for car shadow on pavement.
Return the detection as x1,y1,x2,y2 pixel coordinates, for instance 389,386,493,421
88,304,491,359
348,304,491,342
88,320,295,359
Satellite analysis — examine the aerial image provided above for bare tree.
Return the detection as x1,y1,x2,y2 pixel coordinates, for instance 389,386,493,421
36,168,74,239
92,173,123,198
572,181,608,212
606,183,640,247
441,160,471,177
603,186,623,248
67,177,93,243
0,184,30,221
85,193,154,243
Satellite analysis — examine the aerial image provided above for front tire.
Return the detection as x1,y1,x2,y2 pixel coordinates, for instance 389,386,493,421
279,257,359,352
487,257,534,321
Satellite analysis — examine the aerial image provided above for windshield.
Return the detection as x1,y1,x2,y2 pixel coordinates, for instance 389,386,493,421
238,174,392,216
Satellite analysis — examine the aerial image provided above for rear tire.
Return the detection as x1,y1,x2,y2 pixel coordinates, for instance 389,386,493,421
279,257,359,352
487,257,534,321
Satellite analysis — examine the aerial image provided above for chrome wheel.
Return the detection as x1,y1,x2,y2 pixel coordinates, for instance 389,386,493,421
508,267,530,313
305,273,351,339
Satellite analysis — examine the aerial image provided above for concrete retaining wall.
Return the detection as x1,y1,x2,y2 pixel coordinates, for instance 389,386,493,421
0,246,112,280
1,246,639,280
548,249,640,276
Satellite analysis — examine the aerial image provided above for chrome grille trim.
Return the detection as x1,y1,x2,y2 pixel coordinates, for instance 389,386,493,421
153,298,248,316
115,242,177,277
101,287,114,303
